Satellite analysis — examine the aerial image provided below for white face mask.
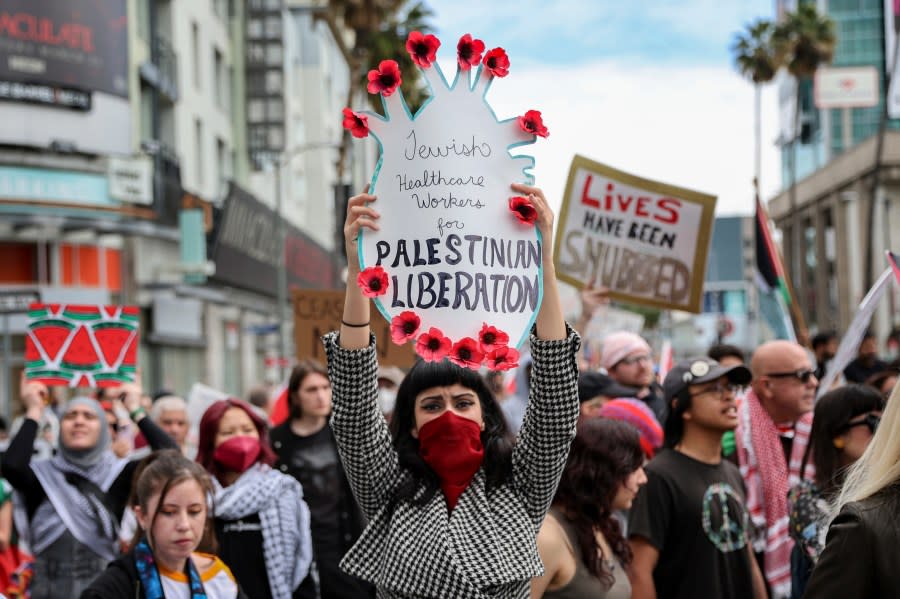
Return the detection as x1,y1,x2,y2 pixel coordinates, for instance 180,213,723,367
377,388,397,414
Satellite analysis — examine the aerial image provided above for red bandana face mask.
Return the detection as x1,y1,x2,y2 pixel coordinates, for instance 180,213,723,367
417,411,484,510
213,436,262,474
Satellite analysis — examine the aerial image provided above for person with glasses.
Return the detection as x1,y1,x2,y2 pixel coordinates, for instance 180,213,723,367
628,357,767,599
599,331,667,423
786,385,884,597
803,378,900,597
734,340,817,599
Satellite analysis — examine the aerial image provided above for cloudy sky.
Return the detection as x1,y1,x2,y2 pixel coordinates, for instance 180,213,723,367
423,0,780,216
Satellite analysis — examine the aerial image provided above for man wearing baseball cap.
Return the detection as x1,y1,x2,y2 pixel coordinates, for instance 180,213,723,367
600,331,667,423
628,357,766,599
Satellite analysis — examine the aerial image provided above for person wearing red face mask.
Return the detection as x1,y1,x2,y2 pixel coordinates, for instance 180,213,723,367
325,185,580,597
195,399,314,599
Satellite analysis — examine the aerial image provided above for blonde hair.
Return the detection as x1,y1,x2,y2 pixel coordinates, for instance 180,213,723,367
829,379,900,520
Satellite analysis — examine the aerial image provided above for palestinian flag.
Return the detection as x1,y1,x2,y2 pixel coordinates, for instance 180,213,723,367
887,250,900,285
755,195,796,341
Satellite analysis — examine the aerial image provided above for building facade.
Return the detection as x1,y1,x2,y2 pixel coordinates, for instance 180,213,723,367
0,0,364,416
773,0,900,342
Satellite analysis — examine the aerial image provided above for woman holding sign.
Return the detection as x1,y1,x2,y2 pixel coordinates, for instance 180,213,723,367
323,184,580,597
3,375,178,598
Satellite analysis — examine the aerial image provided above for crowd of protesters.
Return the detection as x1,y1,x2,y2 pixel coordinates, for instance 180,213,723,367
0,189,898,598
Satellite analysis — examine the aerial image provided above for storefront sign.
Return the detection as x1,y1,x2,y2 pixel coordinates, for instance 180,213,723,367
210,183,338,296
292,289,416,368
0,165,117,207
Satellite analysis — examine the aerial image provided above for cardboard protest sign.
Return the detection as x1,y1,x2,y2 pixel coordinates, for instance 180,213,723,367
343,32,546,368
555,155,717,313
293,289,416,368
25,303,139,388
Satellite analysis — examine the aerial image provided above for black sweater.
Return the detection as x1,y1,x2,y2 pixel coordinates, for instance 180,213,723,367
1,416,178,520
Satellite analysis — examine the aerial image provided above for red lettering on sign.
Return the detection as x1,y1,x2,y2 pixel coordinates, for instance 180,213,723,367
579,175,682,225
0,12,95,53
581,174,600,208
655,198,681,225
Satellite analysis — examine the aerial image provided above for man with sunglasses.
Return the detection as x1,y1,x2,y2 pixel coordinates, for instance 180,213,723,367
734,340,817,599
628,357,766,599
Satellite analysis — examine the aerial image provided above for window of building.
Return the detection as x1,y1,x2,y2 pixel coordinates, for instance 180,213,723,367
195,118,204,186
266,43,283,66
191,22,201,89
803,218,817,325
265,70,283,93
247,43,265,64
265,16,282,39
267,98,283,120
213,0,228,19
248,99,266,122
137,0,151,41
216,137,228,192
214,48,224,110
249,125,267,148
268,126,284,149
248,18,263,38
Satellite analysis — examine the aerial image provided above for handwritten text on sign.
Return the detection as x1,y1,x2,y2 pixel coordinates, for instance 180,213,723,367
359,63,541,347
554,155,716,313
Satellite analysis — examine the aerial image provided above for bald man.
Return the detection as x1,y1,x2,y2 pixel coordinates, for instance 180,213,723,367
735,341,816,599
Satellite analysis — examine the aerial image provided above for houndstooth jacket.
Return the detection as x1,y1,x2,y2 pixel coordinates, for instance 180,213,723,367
323,325,581,598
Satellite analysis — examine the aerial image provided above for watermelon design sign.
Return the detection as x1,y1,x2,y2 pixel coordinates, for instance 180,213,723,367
25,304,140,388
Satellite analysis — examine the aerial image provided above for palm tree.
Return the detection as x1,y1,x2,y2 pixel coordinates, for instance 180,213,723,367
367,1,434,114
732,19,779,198
772,3,836,201
772,4,835,333
327,0,435,180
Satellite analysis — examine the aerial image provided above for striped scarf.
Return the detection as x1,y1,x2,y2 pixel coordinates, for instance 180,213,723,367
735,390,811,599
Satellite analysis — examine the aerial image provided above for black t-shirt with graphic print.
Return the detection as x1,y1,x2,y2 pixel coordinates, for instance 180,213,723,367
628,448,755,599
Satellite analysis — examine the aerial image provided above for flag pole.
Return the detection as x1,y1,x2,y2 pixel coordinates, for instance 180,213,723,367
757,181,808,342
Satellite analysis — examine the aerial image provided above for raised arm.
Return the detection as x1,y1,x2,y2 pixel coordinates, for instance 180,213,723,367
325,189,400,518
1,377,48,515
512,183,566,342
339,188,379,349
508,184,581,528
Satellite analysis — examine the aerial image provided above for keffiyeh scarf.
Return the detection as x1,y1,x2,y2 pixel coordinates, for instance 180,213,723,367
15,452,128,560
735,390,811,599
214,464,312,599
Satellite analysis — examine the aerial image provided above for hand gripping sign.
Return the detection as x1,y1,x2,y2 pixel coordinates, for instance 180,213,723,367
343,33,549,370
25,304,139,388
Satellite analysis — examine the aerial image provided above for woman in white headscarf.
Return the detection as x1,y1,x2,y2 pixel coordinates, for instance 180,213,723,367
2,376,178,598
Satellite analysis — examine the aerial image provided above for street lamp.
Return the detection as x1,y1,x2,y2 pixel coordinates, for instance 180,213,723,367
267,141,340,380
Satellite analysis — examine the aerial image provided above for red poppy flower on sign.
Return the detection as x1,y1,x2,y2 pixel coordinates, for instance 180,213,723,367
449,337,485,370
357,266,389,298
482,47,510,78
457,34,485,71
517,110,549,138
367,60,402,96
416,327,453,362
485,346,520,371
406,31,441,68
342,108,369,139
478,323,509,353
508,196,538,225
390,311,421,344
